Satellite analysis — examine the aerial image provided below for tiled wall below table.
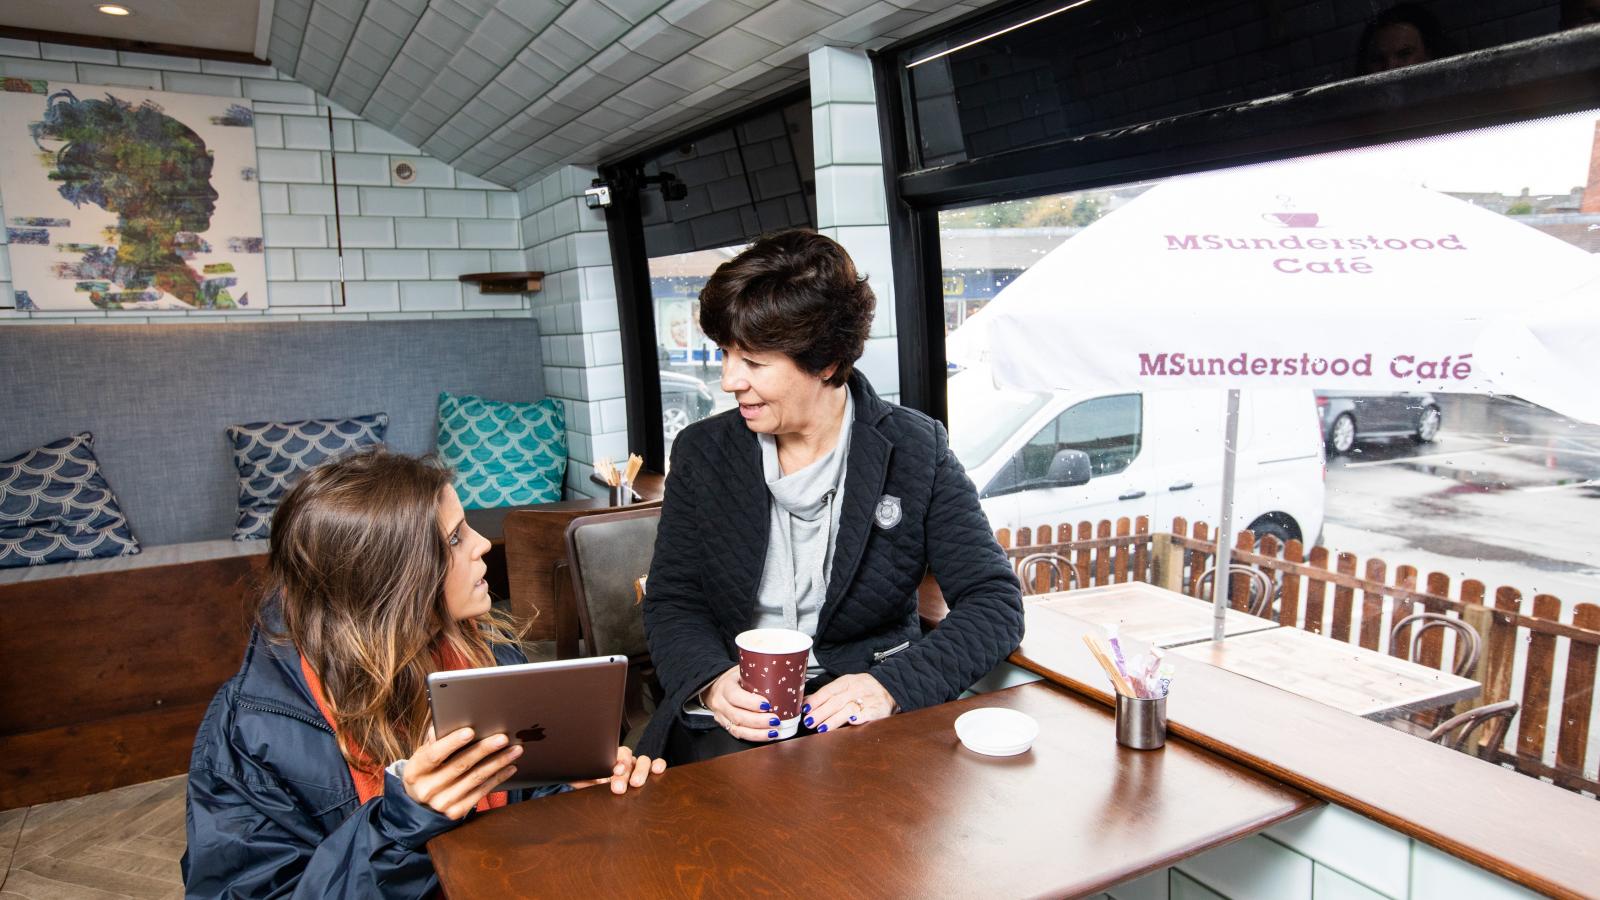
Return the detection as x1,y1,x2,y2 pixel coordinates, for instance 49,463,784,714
1094,804,1543,900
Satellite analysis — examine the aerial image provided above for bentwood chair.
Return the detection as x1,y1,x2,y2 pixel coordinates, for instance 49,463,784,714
1196,564,1277,618
1391,612,1481,678
564,507,662,745
1015,552,1081,594
1426,700,1520,757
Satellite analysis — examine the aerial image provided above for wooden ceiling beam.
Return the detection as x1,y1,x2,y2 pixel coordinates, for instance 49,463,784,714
0,25,270,67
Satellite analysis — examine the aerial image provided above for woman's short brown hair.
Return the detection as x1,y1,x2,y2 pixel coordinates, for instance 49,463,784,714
698,229,876,387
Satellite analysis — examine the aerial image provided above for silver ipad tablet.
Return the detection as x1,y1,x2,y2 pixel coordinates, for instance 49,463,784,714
427,655,626,790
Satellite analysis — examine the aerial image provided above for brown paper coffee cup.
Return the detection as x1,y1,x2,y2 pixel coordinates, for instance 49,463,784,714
736,628,812,738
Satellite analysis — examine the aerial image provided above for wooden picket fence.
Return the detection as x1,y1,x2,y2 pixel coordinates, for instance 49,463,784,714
995,517,1156,592
996,515,1600,800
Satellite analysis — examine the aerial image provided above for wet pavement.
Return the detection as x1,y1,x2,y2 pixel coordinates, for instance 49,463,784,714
1323,394,1600,608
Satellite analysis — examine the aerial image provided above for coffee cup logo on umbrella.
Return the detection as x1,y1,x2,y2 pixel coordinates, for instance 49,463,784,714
1262,210,1321,228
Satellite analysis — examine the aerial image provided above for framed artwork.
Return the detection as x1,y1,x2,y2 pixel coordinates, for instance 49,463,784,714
0,80,267,310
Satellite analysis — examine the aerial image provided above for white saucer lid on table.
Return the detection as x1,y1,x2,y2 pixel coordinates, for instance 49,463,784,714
954,707,1040,757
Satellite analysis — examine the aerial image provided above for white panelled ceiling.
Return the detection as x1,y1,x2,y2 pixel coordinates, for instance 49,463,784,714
266,0,992,188
3,0,261,53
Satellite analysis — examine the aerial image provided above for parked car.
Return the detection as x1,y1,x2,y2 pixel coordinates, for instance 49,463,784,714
1315,391,1441,454
947,365,1326,547
660,370,717,441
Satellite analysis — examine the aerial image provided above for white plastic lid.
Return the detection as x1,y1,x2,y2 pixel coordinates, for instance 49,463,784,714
954,707,1040,757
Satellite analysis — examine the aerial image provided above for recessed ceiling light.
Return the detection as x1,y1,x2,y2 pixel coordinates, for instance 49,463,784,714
97,4,133,15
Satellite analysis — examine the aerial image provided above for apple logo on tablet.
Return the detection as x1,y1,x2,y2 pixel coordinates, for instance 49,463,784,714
516,724,547,742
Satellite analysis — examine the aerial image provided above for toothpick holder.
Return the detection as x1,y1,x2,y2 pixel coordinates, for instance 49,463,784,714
1114,693,1167,750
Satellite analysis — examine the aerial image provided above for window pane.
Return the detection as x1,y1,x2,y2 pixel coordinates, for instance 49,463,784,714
637,96,817,458
1056,395,1141,477
941,105,1600,799
648,247,743,453
903,0,1571,168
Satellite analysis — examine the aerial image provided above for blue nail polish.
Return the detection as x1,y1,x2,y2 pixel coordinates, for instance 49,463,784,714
818,724,828,733
760,702,771,711
769,717,780,726
768,730,778,738
849,715,857,722
804,716,814,727
802,704,810,714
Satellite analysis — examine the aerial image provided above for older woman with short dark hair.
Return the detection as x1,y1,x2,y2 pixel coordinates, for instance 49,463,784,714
638,229,1024,763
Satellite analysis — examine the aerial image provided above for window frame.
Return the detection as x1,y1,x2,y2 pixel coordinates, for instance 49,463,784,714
600,88,813,474
872,10,1600,422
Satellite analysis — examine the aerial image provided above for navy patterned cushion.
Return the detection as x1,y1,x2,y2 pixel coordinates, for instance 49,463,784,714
435,392,566,510
227,413,388,541
0,433,140,568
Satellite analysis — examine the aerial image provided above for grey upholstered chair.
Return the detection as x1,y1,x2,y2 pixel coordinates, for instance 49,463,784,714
564,507,662,743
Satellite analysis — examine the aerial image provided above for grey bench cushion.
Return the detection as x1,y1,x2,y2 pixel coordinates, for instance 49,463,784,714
0,538,266,585
0,319,544,547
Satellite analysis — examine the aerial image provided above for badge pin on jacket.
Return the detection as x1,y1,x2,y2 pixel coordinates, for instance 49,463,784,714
874,495,902,529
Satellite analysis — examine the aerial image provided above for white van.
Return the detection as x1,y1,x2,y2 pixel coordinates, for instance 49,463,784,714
946,366,1326,546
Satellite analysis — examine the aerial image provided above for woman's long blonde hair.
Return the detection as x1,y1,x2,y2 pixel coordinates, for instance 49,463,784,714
263,449,520,769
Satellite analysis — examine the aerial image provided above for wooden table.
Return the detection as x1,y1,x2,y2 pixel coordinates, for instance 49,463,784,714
429,682,1315,898
1005,586,1600,900
1171,626,1481,720
1030,582,1282,648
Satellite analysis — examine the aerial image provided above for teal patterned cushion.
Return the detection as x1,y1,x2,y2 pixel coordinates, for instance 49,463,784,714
0,433,140,568
435,392,566,510
227,413,389,540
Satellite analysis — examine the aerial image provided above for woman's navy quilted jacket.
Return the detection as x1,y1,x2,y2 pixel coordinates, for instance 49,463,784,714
638,372,1024,757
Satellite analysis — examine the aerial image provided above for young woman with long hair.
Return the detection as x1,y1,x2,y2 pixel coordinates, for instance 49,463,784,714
182,449,664,897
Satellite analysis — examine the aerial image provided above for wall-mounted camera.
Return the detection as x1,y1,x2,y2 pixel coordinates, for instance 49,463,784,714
584,172,686,208
584,181,612,209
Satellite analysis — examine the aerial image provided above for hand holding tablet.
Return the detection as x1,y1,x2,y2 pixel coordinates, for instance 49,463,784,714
427,655,632,789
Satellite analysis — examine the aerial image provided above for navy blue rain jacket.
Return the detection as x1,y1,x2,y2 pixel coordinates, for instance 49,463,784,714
181,624,557,899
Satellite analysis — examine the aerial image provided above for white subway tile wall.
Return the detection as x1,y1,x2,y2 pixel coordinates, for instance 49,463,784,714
519,163,624,499
809,46,897,404
1177,835,1314,900
1313,866,1389,900
1265,803,1410,898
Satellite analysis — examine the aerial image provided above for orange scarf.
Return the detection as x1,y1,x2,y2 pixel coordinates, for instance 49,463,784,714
300,641,508,812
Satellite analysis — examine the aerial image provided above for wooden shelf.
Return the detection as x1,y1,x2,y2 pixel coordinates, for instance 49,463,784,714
458,271,544,294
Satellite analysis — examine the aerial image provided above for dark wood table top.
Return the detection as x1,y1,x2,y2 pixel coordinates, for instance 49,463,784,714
429,682,1315,899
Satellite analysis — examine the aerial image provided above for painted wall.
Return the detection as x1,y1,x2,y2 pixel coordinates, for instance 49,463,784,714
1096,804,1542,900
0,38,527,325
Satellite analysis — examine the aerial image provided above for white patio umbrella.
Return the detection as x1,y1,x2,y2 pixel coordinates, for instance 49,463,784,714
952,159,1600,640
